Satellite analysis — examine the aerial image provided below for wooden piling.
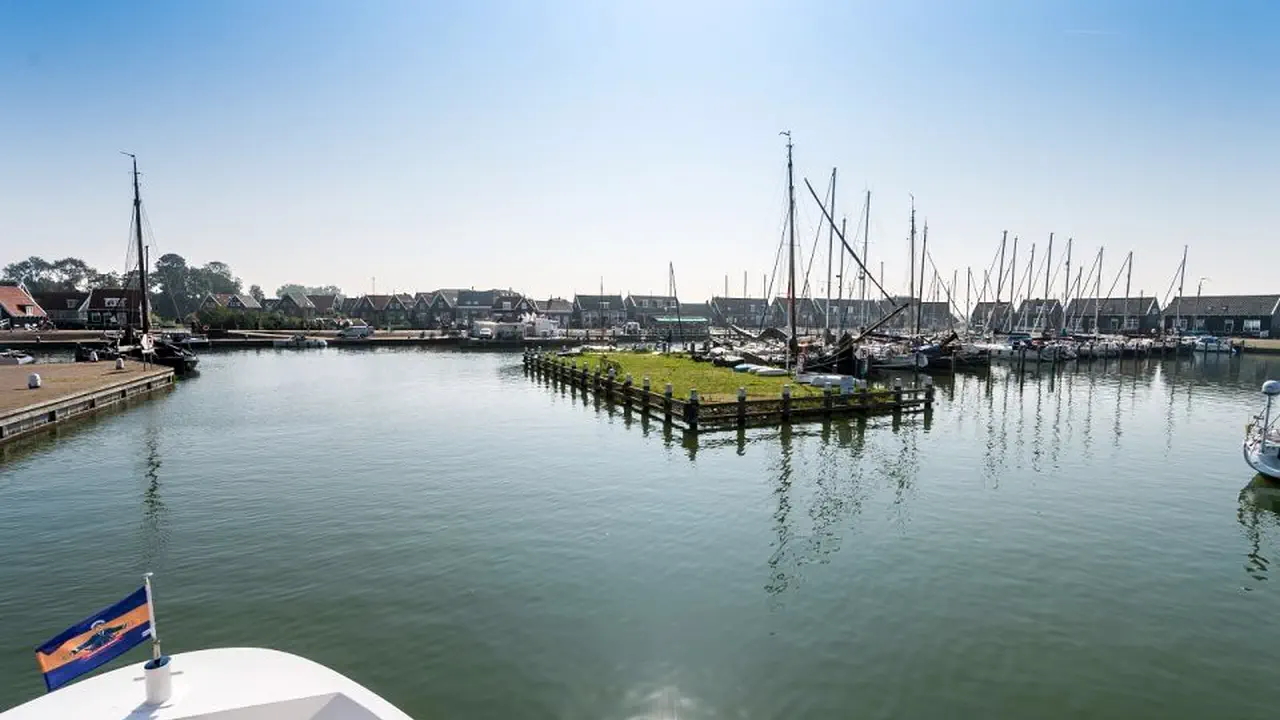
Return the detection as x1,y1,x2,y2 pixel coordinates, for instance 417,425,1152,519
781,384,792,422
737,387,747,428
663,383,673,425
685,389,700,432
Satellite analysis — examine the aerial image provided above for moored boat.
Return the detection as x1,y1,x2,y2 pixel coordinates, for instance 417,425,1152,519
1244,380,1280,480
0,349,35,365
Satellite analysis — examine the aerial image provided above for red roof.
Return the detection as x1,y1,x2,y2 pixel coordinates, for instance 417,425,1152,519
0,285,46,318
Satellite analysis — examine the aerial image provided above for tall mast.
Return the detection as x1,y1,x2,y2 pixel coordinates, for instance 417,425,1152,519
825,167,836,335
908,196,916,313
1174,245,1187,334
1044,233,1053,333
993,231,1007,330
861,190,871,328
1094,248,1103,337
916,220,928,335
1006,235,1018,331
126,154,151,335
836,216,847,335
1123,251,1133,334
783,131,798,360
1061,237,1072,335
965,267,972,330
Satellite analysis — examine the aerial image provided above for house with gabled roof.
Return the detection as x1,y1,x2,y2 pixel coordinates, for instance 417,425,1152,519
0,284,47,327
273,292,316,320
624,294,679,327
411,290,457,329
572,294,625,329
200,293,262,313
306,294,343,316
86,288,144,329
1064,297,1162,334
534,298,574,328
1161,294,1280,337
348,294,411,327
30,290,88,328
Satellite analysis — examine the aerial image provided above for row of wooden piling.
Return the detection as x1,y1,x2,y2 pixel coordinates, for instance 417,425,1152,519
523,351,933,433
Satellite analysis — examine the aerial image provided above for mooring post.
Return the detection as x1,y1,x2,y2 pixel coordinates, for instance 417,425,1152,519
823,381,834,417
859,379,870,409
892,377,903,408
923,375,935,407
737,386,747,428
663,383,673,424
623,374,632,407
604,367,614,399
593,365,601,392
686,389,700,432
781,384,792,422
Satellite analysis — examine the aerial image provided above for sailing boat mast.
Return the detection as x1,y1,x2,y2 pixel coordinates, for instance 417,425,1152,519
1043,233,1053,334
916,220,927,335
908,196,916,324
783,131,798,361
861,190,870,329
126,154,151,335
1174,245,1188,335
825,167,836,336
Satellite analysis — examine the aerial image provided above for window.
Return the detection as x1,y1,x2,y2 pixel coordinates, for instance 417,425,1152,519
104,297,120,308
1124,317,1138,330
1224,319,1235,334
1244,318,1262,333
1110,318,1120,329
502,302,511,310
65,299,78,309
600,302,610,310
1176,317,1188,330
1194,318,1206,330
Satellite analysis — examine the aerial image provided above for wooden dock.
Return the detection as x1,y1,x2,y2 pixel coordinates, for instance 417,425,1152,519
0,361,175,445
524,351,932,433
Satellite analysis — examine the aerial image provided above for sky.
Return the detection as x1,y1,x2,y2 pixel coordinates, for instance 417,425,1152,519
1,0,1276,307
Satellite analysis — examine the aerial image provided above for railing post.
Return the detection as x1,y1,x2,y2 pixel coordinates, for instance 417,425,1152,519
663,383,673,424
623,374,633,408
737,386,747,427
686,388,700,432
781,384,792,422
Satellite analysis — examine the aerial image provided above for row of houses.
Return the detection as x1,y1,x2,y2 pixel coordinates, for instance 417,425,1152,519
6,281,1280,338
968,295,1280,337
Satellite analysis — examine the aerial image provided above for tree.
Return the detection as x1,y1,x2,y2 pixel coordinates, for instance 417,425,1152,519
151,253,191,318
2,257,54,290
277,283,342,297
198,261,241,295
249,284,264,302
88,271,122,289
50,257,95,290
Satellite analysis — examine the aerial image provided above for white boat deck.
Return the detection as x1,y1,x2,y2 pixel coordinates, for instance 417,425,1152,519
1,648,413,720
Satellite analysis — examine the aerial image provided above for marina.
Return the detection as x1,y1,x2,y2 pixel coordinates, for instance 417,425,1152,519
3,348,1280,717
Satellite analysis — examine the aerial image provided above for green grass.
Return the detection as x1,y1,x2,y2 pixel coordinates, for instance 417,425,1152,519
565,352,821,403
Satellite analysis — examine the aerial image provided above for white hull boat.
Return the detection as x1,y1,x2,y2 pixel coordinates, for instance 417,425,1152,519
1194,336,1236,354
0,350,35,365
1244,380,1280,481
273,335,329,349
0,647,413,719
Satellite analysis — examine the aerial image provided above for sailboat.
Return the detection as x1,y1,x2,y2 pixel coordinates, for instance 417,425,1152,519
76,156,199,373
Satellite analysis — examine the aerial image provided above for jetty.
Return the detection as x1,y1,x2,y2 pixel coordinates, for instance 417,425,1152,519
524,351,932,433
0,361,174,445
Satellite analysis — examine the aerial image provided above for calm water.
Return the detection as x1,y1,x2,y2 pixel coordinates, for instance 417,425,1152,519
3,348,1280,718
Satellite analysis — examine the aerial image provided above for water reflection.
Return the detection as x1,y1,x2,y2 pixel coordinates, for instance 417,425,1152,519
1238,476,1280,589
138,421,169,570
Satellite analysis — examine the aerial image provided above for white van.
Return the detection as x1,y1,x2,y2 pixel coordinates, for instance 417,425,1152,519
337,324,375,339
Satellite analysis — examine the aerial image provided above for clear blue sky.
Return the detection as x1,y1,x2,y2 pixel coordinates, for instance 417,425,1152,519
1,0,1276,305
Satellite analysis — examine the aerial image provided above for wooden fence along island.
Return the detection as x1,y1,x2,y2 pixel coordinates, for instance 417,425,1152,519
524,351,933,433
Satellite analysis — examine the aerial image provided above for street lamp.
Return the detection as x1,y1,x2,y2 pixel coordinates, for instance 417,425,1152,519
1194,277,1209,333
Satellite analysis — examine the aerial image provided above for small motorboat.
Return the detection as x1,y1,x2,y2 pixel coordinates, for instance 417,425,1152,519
751,366,788,376
0,349,35,365
1194,335,1236,354
1244,380,1280,480
733,363,758,373
272,334,328,349
160,330,210,348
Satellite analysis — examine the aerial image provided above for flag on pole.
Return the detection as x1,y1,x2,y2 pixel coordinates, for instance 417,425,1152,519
34,587,151,691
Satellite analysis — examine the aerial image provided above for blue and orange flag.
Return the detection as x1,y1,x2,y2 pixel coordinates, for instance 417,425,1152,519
35,587,152,691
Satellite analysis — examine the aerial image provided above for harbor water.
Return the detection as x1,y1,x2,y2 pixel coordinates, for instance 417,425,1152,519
2,348,1279,718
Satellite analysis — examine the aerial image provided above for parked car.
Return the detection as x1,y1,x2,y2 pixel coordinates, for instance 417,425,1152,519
336,324,374,339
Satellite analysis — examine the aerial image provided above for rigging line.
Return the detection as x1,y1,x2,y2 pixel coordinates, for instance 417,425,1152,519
800,173,835,301
801,178,896,305
922,250,964,322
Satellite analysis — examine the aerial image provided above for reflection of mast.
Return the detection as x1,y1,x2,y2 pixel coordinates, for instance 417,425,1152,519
765,427,795,596
140,423,168,570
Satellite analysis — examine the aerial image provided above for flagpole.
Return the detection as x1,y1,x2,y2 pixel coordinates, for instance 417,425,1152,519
143,572,161,660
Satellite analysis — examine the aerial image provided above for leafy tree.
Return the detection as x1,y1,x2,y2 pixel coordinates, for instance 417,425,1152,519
88,271,122,289
249,284,264,302
277,283,342,297
50,257,95,290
